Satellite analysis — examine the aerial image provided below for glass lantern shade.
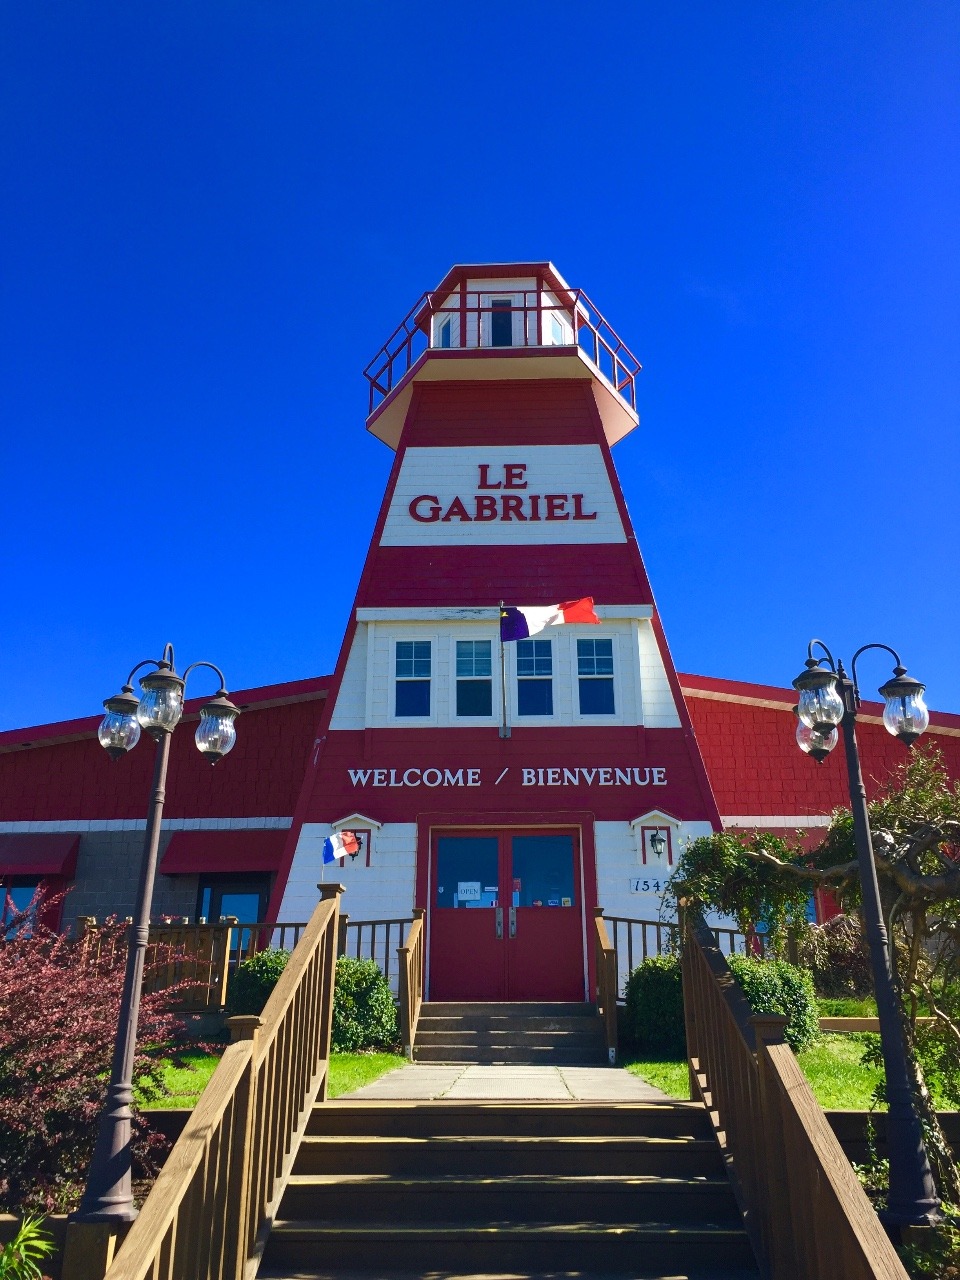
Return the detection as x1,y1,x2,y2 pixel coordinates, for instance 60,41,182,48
879,669,929,745
195,694,239,764
796,719,839,763
792,663,845,733
137,668,185,735
98,689,141,760
649,830,667,857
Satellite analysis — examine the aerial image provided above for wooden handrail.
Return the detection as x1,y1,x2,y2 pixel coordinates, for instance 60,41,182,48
73,883,343,1280
397,908,425,1059
593,908,618,1064
681,903,909,1280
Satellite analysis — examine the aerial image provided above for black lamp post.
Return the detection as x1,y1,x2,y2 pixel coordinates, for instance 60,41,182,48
793,638,939,1229
72,644,239,1225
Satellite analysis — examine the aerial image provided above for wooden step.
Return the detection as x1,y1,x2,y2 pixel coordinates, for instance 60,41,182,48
294,1134,726,1178
412,1044,608,1064
309,1100,714,1139
420,1002,596,1017
414,1029,605,1046
278,1172,742,1224
417,1015,604,1033
262,1221,757,1274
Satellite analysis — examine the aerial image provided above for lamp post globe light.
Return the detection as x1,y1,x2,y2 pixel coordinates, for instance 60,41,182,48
74,644,239,1225
792,639,938,1229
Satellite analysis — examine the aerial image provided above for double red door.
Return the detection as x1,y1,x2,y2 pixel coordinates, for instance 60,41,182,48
427,828,586,1001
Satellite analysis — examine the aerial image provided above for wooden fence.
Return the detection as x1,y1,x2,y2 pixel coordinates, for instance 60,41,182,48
681,903,910,1280
398,909,425,1058
63,884,343,1280
604,913,766,1001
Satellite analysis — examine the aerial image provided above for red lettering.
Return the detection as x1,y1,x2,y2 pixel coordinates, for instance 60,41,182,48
477,464,501,489
441,496,472,522
572,493,597,521
503,463,528,489
545,494,569,521
501,495,526,521
529,494,541,521
409,494,441,522
474,495,498,521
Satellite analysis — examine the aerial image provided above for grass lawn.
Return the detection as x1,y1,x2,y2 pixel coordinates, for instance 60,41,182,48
139,1050,406,1110
624,1033,927,1111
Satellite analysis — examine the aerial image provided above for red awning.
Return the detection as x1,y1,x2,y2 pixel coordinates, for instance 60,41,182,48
159,830,288,876
0,833,80,878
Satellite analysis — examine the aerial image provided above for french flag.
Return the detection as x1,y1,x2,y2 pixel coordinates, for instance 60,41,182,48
323,830,360,864
500,597,600,641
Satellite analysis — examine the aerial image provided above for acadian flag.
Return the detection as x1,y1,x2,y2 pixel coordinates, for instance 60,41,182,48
323,830,360,864
500,597,600,642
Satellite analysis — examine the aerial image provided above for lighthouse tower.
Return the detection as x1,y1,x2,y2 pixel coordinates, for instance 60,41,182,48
272,264,721,1002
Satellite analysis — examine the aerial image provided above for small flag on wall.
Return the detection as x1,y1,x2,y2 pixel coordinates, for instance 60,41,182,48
323,830,361,864
500,597,600,642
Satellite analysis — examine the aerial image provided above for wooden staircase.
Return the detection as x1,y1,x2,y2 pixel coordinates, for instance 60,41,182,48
412,1001,609,1064
259,1100,760,1280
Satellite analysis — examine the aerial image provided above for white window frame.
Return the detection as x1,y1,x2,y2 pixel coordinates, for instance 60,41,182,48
480,291,526,349
449,635,497,722
575,635,617,718
513,635,556,722
391,636,435,723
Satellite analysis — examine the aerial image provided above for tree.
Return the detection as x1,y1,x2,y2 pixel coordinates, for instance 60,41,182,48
0,893,187,1213
668,746,960,1204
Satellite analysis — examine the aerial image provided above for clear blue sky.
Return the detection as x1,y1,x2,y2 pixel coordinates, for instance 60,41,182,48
2,2,958,730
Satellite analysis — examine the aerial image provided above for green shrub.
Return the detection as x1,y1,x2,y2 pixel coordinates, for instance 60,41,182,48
331,957,399,1052
226,948,289,1016
623,954,685,1057
727,954,820,1052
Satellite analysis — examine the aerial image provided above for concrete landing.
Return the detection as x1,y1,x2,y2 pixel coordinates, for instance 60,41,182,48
340,1063,669,1101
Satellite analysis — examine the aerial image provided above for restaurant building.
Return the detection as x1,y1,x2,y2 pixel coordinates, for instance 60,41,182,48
2,263,958,1002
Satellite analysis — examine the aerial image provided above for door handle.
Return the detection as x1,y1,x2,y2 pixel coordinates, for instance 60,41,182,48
496,907,503,939
509,906,517,938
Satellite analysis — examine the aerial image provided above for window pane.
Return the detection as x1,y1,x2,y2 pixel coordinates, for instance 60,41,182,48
518,678,553,716
396,680,430,716
457,679,492,717
396,641,431,679
218,892,264,923
435,836,499,909
517,639,552,676
511,835,575,907
577,638,613,675
456,640,492,677
579,677,615,714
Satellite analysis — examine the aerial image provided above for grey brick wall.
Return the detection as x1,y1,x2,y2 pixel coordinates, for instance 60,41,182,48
63,832,198,931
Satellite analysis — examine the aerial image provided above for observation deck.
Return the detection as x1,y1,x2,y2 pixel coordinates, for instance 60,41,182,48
363,262,642,449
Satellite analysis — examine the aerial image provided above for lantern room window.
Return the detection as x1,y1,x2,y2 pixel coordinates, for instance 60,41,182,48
491,298,513,347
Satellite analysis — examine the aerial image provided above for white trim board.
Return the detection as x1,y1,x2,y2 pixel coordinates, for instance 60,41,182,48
356,605,654,622
0,817,293,834
721,815,832,828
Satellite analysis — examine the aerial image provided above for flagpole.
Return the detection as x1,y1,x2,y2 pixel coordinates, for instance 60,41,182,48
498,600,510,739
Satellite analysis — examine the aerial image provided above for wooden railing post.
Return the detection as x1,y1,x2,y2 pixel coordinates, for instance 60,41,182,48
224,1015,262,1280
315,884,343,1101
593,908,618,1065
678,899,700,1100
752,1014,795,1279
398,908,425,1060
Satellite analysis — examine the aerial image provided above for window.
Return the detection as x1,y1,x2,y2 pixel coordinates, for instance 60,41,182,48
517,639,553,715
491,298,513,347
2,880,41,938
578,637,615,714
456,640,493,716
197,875,272,925
438,317,452,348
395,640,431,716
551,314,565,345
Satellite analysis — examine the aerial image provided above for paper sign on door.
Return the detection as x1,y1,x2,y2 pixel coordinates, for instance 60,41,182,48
457,881,481,902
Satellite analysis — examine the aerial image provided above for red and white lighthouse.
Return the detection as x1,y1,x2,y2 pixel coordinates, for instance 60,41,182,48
270,264,722,1002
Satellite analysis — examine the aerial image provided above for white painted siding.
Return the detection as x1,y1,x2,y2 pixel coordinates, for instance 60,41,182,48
277,821,417,924
328,618,679,731
380,445,626,547
636,620,681,727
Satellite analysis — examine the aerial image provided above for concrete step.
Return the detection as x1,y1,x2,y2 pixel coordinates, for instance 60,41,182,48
309,1100,714,1139
262,1221,757,1274
412,1044,608,1064
294,1134,726,1178
414,1030,605,1047
278,1172,742,1224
